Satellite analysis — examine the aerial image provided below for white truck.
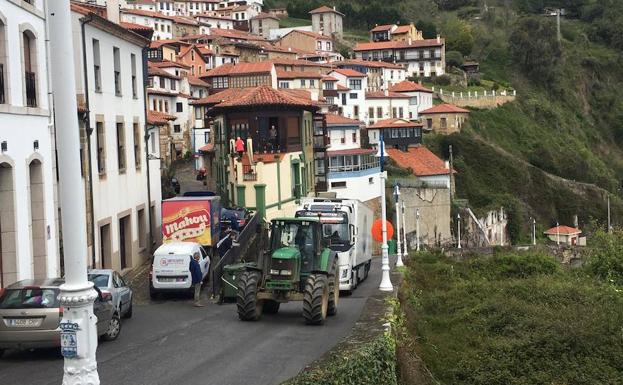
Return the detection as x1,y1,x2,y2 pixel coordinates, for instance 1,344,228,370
296,198,373,292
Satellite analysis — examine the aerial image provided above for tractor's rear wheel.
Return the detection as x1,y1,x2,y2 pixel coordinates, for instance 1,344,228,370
327,263,339,316
303,274,329,325
237,271,263,321
263,300,280,314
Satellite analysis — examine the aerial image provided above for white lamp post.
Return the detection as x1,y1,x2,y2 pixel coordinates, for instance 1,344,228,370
416,208,421,251
401,201,408,258
556,221,560,245
532,218,536,246
47,1,100,383
379,133,393,291
457,212,462,249
393,184,404,267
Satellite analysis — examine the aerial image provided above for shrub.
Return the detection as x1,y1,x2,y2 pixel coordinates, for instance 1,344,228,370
432,74,452,86
585,229,623,286
446,50,465,68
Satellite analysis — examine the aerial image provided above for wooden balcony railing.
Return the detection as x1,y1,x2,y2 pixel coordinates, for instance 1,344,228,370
242,164,257,181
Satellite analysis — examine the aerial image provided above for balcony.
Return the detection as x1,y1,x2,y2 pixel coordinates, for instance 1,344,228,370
242,164,257,181
25,71,37,107
313,135,329,151
0,64,5,104
328,159,380,174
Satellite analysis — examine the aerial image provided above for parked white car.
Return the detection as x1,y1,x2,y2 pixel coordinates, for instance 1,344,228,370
149,242,210,299
88,269,133,318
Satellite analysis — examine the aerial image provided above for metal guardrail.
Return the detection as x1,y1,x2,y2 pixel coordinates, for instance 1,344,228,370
211,211,263,298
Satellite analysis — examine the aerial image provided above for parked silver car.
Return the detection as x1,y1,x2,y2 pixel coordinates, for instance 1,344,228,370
88,269,133,318
0,279,120,357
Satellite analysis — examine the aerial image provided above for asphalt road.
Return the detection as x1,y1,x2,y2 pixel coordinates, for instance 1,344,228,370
0,257,387,385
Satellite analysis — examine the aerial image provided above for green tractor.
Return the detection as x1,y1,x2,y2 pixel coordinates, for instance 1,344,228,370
236,217,339,325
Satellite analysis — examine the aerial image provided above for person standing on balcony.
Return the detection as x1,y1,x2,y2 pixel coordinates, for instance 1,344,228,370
235,136,245,159
269,125,278,151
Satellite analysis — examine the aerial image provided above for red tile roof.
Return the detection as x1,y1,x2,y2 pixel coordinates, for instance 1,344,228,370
276,70,322,79
330,68,366,78
365,91,411,99
367,118,422,129
309,6,344,16
208,28,266,42
322,75,338,81
202,61,274,77
324,113,364,126
420,103,470,114
149,39,189,49
336,84,350,91
386,147,451,177
282,29,332,41
393,25,412,34
354,38,444,51
147,63,181,79
544,226,582,235
370,24,394,32
190,88,241,105
389,80,433,93
209,86,318,110
198,143,215,152
327,148,376,156
188,76,209,87
147,111,177,126
251,12,279,20
122,8,174,20
120,22,154,32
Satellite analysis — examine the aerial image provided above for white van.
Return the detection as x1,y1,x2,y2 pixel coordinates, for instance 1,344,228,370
149,242,210,298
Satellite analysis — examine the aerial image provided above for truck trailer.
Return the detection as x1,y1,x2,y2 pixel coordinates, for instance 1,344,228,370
295,198,373,292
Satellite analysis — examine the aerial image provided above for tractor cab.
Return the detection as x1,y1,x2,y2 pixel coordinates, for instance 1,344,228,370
265,218,325,290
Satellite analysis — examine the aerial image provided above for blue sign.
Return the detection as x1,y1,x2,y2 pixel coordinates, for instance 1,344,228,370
60,321,79,358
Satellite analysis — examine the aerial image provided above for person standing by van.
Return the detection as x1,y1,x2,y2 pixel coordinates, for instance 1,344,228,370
190,253,204,307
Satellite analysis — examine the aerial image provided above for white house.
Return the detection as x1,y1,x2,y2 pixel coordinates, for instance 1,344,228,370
121,8,174,40
71,5,162,271
328,69,367,121
0,0,60,287
196,13,234,30
354,37,446,78
125,0,158,12
364,90,411,125
276,70,322,101
337,59,407,91
388,80,433,119
322,114,381,203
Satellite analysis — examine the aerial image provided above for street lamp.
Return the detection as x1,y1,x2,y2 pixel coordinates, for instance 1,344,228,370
556,221,560,245
416,208,421,251
379,133,393,291
532,217,536,246
393,184,403,267
457,212,462,249
401,200,408,259
48,1,100,383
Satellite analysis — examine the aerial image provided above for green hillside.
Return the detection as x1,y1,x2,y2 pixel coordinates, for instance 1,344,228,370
268,0,623,240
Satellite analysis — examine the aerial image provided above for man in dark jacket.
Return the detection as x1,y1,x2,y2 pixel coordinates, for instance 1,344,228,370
190,253,204,307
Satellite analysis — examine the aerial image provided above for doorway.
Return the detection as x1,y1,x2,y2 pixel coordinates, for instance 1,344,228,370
119,215,131,269
100,223,111,269
29,160,46,279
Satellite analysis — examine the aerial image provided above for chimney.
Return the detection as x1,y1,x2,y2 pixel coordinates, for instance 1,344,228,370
384,88,389,97
106,0,120,24
445,160,450,169
408,37,412,45
437,34,441,43
333,6,336,10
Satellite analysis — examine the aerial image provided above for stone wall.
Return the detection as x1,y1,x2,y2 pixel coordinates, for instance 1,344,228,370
433,88,516,109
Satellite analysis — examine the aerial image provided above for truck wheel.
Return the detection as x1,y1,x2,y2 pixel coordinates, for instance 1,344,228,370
237,271,263,321
327,266,339,316
303,274,329,325
263,300,280,314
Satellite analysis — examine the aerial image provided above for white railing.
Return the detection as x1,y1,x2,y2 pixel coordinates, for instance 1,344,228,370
328,161,380,173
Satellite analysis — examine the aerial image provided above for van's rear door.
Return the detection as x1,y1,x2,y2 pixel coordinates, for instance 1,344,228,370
153,254,192,289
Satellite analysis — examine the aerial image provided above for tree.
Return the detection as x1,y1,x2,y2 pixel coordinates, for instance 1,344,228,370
441,17,474,56
417,19,438,39
446,50,464,68
509,16,562,83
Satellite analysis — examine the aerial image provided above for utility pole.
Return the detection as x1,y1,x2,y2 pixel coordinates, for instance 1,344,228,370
457,212,462,249
379,133,393,291
416,208,421,251
556,9,562,43
556,221,560,245
402,200,408,258
607,194,612,233
393,184,404,268
47,1,100,383
448,145,454,203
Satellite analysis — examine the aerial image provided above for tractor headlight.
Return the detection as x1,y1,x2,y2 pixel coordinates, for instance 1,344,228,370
280,270,292,276
270,269,280,275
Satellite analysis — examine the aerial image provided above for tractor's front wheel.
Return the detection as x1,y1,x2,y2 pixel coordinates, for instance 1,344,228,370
237,271,263,321
327,263,339,316
303,274,329,325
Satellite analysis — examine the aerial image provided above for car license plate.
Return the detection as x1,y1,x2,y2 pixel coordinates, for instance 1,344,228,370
159,277,175,282
8,318,43,327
